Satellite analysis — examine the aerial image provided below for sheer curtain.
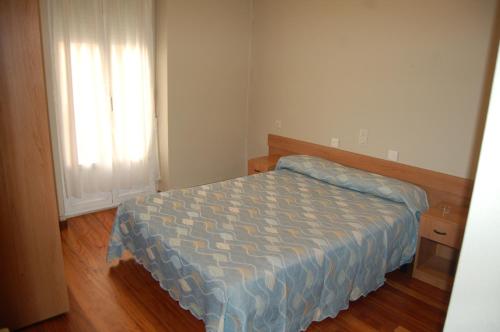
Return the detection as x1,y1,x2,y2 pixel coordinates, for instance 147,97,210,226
41,0,158,216
106,0,158,192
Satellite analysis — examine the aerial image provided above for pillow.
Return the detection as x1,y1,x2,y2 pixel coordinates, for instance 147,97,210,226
276,155,429,220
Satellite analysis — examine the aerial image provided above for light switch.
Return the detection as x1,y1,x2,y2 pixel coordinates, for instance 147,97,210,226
274,120,282,129
330,137,339,148
387,150,399,161
358,129,368,145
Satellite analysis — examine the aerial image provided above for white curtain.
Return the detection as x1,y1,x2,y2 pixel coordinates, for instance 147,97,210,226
41,0,158,211
106,0,157,191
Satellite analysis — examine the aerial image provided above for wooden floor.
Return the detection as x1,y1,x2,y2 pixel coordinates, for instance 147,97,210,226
21,209,451,332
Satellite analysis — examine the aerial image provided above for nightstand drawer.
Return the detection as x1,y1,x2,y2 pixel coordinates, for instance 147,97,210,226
420,216,461,249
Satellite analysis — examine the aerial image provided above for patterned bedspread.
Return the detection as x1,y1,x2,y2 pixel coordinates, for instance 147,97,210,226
108,156,428,332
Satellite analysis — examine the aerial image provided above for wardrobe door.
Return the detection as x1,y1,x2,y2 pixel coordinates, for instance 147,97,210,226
0,0,69,329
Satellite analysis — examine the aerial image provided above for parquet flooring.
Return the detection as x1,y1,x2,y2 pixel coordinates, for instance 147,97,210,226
21,209,450,332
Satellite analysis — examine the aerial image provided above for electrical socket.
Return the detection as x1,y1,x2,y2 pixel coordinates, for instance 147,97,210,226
330,137,339,148
387,150,399,161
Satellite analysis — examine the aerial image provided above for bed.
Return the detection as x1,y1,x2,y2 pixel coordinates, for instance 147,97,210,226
108,154,429,332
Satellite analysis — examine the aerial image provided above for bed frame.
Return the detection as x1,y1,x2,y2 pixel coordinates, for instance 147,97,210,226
268,134,473,207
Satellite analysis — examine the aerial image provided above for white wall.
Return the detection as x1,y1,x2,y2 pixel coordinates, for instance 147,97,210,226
248,0,498,179
156,0,252,189
444,45,500,331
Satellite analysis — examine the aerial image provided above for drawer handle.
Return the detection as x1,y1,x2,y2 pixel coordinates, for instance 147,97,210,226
254,169,262,173
433,229,447,236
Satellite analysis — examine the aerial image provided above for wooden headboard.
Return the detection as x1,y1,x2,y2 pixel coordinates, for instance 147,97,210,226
268,134,473,207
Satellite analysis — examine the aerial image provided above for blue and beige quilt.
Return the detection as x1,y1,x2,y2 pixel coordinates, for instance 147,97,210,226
108,155,428,332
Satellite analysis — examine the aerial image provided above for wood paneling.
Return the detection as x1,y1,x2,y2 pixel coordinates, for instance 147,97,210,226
22,209,450,332
0,0,68,329
268,134,473,207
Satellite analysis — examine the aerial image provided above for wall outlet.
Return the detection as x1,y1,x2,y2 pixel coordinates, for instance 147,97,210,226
358,129,368,145
387,150,399,161
274,120,282,129
330,137,340,148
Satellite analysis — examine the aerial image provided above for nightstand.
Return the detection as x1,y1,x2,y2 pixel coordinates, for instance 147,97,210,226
247,155,280,175
412,203,468,291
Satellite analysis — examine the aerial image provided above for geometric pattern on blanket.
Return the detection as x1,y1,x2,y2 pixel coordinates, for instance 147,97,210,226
108,169,419,332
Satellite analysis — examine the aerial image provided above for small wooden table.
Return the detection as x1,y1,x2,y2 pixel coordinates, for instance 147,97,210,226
412,203,468,291
247,155,280,175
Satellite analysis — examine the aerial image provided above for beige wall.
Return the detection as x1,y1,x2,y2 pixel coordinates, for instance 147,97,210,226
155,0,169,190
248,0,498,179
156,0,252,189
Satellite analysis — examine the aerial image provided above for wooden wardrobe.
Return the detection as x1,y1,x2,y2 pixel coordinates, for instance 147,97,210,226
0,0,69,329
